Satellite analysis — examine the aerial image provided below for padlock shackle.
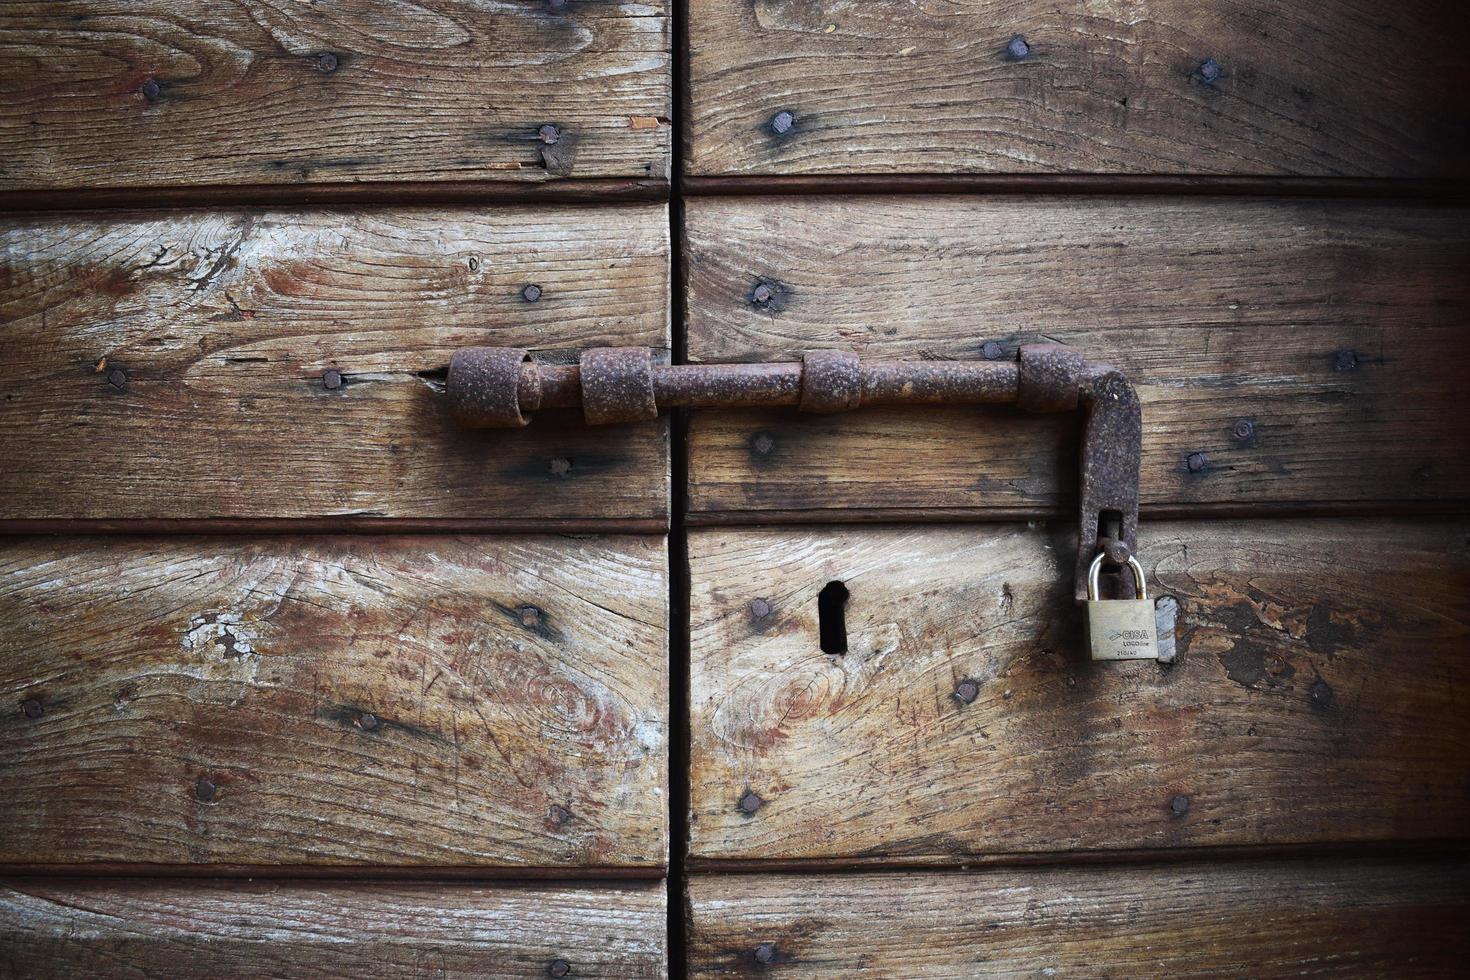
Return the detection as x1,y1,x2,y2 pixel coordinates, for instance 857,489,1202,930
1087,552,1147,602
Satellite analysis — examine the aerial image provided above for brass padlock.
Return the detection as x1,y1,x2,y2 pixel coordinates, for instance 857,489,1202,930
1086,552,1158,661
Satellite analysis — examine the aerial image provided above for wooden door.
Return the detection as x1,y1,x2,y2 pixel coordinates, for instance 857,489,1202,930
2,1,1469,976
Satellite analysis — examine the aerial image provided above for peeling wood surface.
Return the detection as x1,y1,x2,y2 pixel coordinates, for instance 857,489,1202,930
688,0,1470,178
0,1,669,188
687,860,1470,977
685,196,1470,519
0,878,666,978
0,207,670,524
0,535,668,869
687,521,1470,862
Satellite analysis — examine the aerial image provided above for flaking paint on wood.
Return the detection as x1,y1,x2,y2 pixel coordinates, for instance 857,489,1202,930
0,535,668,868
687,521,1470,862
0,206,671,523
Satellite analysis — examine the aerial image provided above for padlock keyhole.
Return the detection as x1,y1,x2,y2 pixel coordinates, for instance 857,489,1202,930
818,580,849,655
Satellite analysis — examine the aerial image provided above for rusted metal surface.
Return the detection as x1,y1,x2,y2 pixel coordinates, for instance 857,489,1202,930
445,343,1142,602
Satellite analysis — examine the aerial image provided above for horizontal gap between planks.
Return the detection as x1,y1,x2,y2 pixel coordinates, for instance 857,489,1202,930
683,174,1470,200
0,518,669,536
685,839,1470,876
686,499,1470,527
0,864,668,882
0,178,668,213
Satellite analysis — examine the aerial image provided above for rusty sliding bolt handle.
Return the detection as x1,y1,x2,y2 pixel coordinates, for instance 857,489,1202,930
446,344,1141,602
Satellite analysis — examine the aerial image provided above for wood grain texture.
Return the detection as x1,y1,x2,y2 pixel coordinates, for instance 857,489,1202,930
0,535,668,869
0,206,670,524
688,520,1470,862
688,0,1470,178
0,878,666,978
0,0,669,189
688,860,1470,977
685,196,1470,520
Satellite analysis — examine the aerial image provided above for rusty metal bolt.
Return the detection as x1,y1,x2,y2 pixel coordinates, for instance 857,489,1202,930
323,369,343,390
754,942,778,965
1006,35,1031,60
547,959,571,978
314,52,339,72
356,711,379,732
538,124,561,145
750,431,776,456
522,283,543,302
140,78,161,101
981,340,1005,360
1170,794,1190,817
770,110,795,135
519,605,543,628
21,698,43,720
107,368,128,390
751,597,774,619
1231,418,1255,443
954,679,979,704
738,790,763,815
1185,451,1207,473
1334,349,1360,372
549,804,572,826
195,777,218,803
751,282,773,306
1197,58,1222,84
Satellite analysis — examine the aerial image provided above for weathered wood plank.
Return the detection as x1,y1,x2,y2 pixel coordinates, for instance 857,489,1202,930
0,1,669,188
688,0,1470,178
688,861,1470,977
0,878,666,977
688,520,1470,862
685,196,1470,519
0,535,668,869
0,206,670,524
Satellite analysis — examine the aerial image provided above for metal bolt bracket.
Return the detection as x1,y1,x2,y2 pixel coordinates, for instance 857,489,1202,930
445,344,1142,602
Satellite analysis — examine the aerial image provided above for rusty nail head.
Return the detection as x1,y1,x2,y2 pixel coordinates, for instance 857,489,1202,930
1170,794,1190,816
356,711,378,732
315,52,339,72
195,777,217,803
1007,35,1030,59
754,943,777,965
752,282,773,305
550,804,572,825
107,368,128,389
739,790,763,814
548,0,567,8
548,959,571,977
519,605,542,627
771,110,794,135
751,597,773,619
140,78,161,100
982,340,1005,360
954,679,979,704
549,457,573,478
21,698,43,720
522,283,543,302
1198,58,1222,83
1231,418,1255,442
538,124,561,144
750,431,776,456
1186,451,1207,473
322,369,343,390
1334,349,1360,372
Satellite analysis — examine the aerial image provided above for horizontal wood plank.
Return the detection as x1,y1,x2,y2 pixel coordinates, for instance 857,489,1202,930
685,196,1470,519
0,1,669,189
0,206,670,524
0,878,666,977
688,860,1470,977
688,520,1470,862
0,535,668,869
688,0,1470,178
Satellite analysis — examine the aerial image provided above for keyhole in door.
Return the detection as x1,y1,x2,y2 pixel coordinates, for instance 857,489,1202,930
818,580,849,655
